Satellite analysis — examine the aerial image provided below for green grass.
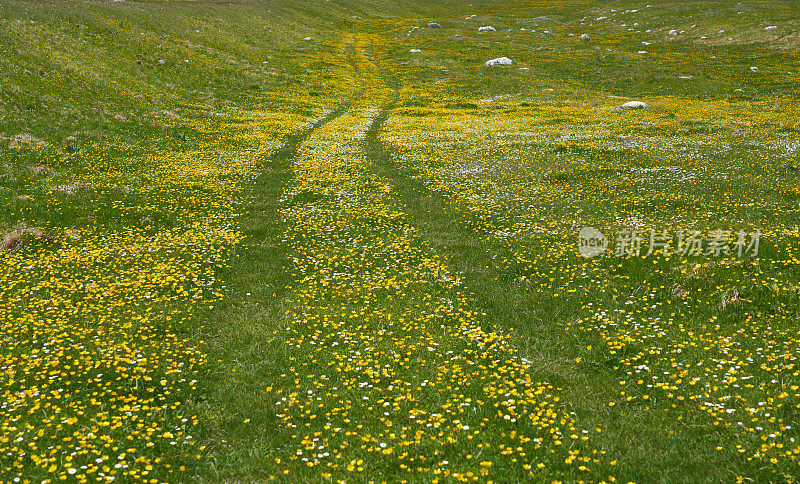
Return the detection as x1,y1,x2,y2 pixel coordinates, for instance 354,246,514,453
364,94,752,484
190,102,353,480
1,0,799,482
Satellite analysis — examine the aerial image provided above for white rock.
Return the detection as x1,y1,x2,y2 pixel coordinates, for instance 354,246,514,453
638,50,648,54
750,66,759,71
621,100,648,109
410,49,422,53
428,22,442,29
478,26,496,32
580,33,591,41
303,37,312,40
485,56,513,66
765,26,777,30
668,29,679,36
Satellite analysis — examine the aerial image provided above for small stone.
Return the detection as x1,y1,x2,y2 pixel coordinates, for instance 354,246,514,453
620,100,648,109
484,56,513,66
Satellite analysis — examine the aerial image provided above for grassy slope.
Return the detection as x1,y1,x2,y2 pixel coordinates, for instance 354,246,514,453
0,1,359,481
1,0,799,482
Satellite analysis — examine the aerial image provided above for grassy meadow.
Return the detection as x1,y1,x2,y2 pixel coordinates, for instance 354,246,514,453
1,0,799,482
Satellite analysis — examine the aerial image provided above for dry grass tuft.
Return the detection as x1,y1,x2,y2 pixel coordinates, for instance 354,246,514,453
2,133,46,150
672,282,688,299
29,164,51,175
1,232,23,253
1,224,54,253
149,110,180,119
54,182,88,195
720,288,741,309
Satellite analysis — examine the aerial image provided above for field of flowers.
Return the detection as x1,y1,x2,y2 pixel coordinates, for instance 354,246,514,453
1,0,799,482
258,34,612,482
0,1,349,480
377,4,800,481
0,104,315,481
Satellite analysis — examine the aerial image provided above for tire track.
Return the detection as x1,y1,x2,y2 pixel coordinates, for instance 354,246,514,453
194,100,354,479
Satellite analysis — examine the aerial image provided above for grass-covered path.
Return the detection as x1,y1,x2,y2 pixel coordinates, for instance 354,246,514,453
364,101,736,483
195,27,797,481
192,100,354,480
196,36,611,482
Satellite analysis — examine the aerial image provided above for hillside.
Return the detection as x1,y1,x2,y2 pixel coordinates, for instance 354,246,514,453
1,0,800,482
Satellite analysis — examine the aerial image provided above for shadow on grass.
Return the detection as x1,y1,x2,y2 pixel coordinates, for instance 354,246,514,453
190,101,352,480
363,101,737,484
